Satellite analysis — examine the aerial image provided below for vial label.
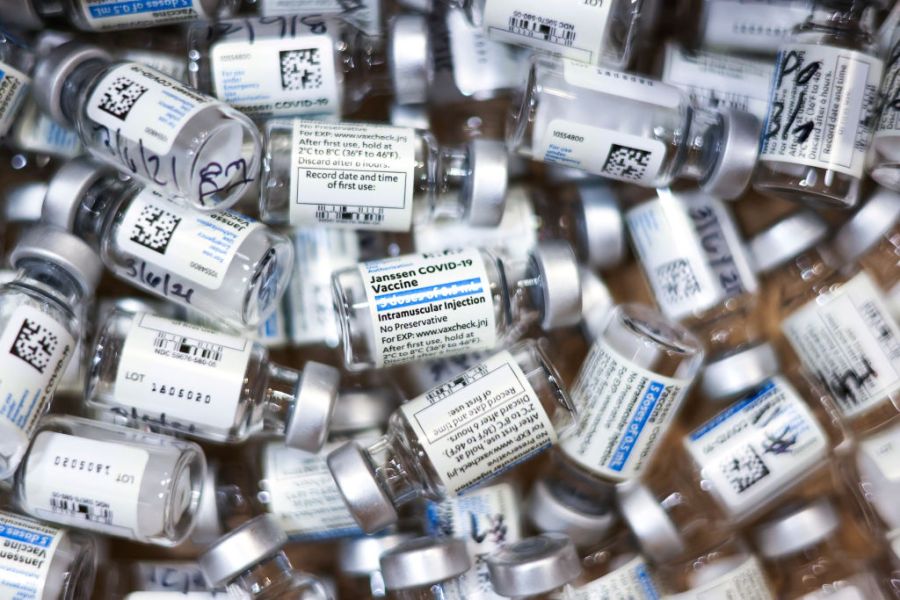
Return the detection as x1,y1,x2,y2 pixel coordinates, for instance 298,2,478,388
447,9,527,98
80,0,207,30
565,556,661,600
661,44,774,120
482,0,612,65
685,377,828,517
116,189,262,291
262,442,363,540
782,272,900,418
259,0,381,35
0,512,64,600
24,432,148,537
0,62,30,138
400,351,556,494
112,313,253,433
0,305,75,439
878,37,900,137
859,425,900,481
210,34,339,118
666,557,773,600
253,306,288,348
626,193,758,321
760,44,882,178
11,100,82,158
86,63,214,157
405,352,491,397
359,249,497,367
120,51,188,82
288,120,416,231
563,60,682,108
701,0,812,53
133,561,209,592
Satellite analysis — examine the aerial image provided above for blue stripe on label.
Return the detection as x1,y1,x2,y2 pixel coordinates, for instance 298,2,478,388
374,278,482,300
688,379,776,441
608,382,664,471
636,563,661,600
0,524,53,548
88,0,191,17
375,278,484,312
0,69,5,81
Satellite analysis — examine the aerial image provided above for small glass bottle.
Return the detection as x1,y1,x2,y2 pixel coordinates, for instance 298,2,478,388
41,158,294,329
337,534,417,600
0,0,237,31
198,515,331,599
753,2,883,209
332,243,582,370
854,420,900,566
693,0,815,54
484,534,582,598
261,120,508,231
328,341,575,533
0,31,34,139
379,537,471,599
0,226,102,479
507,56,761,200
561,533,664,600
0,509,97,600
187,15,430,120
754,499,890,599
84,309,339,448
31,42,261,212
13,415,206,546
692,342,781,424
526,476,617,552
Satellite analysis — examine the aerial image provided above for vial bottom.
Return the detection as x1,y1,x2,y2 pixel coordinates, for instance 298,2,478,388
753,160,860,210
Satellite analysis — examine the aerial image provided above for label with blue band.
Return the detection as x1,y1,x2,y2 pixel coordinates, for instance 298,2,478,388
0,511,64,600
81,0,204,30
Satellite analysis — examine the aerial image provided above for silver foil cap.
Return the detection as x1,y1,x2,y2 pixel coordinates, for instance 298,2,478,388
486,533,582,597
575,183,626,270
466,139,509,227
0,0,44,29
755,499,840,559
526,480,617,549
198,514,288,588
286,361,340,453
190,463,223,545
380,537,471,590
338,533,416,575
10,226,102,295
43,158,111,230
530,241,582,330
389,15,432,105
831,188,900,266
700,344,780,402
616,481,686,563
330,386,397,436
33,42,111,125
750,211,829,274
5,182,48,224
327,442,399,534
702,109,761,201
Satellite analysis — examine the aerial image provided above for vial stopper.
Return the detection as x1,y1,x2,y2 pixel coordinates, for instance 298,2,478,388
380,537,471,590
286,361,340,453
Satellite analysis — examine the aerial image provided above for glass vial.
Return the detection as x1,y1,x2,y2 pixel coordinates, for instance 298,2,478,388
84,310,339,448
485,533,582,598
0,31,34,139
41,158,294,329
0,226,102,479
562,533,663,600
870,24,900,190
694,0,815,54
0,0,237,31
379,537,471,599
655,537,775,599
14,415,206,546
337,534,416,600
526,477,617,551
753,2,883,209
0,510,97,600
261,120,508,231
328,342,575,533
31,41,261,211
332,243,582,370
508,56,761,199
854,421,900,564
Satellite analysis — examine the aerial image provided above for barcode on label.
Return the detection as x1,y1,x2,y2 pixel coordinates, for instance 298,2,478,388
10,318,59,374
129,204,181,255
722,444,771,493
315,205,385,224
655,258,702,304
280,48,325,91
602,144,654,182
507,16,576,44
153,332,224,362
96,75,147,121
49,493,113,524
426,363,490,403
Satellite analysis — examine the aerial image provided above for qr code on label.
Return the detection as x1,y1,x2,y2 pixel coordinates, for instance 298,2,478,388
280,48,324,91
721,445,770,494
656,259,701,304
129,204,181,254
96,76,148,121
602,144,653,182
10,318,59,374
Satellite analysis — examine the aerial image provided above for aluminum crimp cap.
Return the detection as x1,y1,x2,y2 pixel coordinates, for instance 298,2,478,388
380,537,471,590
10,226,103,295
700,343,780,402
198,514,288,588
755,498,840,559
486,533,582,597
466,139,509,227
749,211,829,274
286,361,340,453
575,183,626,270
33,42,112,125
616,480,686,564
830,188,900,266
338,533,417,575
327,441,399,534
529,240,582,330
43,158,112,231
527,480,617,549
389,15,432,105
330,386,397,436
702,109,762,201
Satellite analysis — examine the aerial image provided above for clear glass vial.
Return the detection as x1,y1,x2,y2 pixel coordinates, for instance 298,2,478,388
526,476,618,552
41,158,294,329
561,533,663,600
84,309,339,448
379,537,471,599
337,534,416,600
261,120,508,231
328,341,575,533
507,56,761,200
332,243,582,370
31,41,261,212
198,515,331,599
0,31,34,139
693,342,782,425
854,420,900,562
13,415,206,546
753,1,883,209
693,0,816,54
0,509,97,600
0,0,237,31
485,533,583,599
0,226,102,479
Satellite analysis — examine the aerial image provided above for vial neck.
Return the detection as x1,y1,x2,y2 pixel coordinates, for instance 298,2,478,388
232,553,296,597
73,176,133,251
261,363,301,435
502,256,545,335
14,260,84,309
342,31,393,105
59,58,108,127
419,146,472,221
366,426,432,509
677,107,725,185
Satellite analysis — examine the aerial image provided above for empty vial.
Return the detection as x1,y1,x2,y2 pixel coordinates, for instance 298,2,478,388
41,158,294,329
753,2,883,209
187,15,430,119
526,476,618,552
485,534,582,598
332,243,581,370
0,31,34,139
508,56,761,200
0,226,102,479
13,415,206,546
380,537,471,599
563,533,664,600
870,25,900,190
693,0,815,54
261,120,508,231
693,342,782,424
328,342,575,533
252,0,384,36
0,0,237,31
31,42,261,211
0,510,97,600
854,421,900,563
337,534,416,600
198,515,331,599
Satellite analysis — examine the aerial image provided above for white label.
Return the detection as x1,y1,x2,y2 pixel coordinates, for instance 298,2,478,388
664,557,772,599
262,442,362,540
626,192,758,321
288,120,416,231
258,0,380,35
24,432,148,537
856,425,900,530
782,272,900,418
0,305,76,440
483,0,611,65
447,9,527,97
11,100,82,158
87,63,213,157
685,377,829,517
80,0,207,30
112,313,252,433
211,34,339,118
860,425,900,482
564,557,661,600
662,44,774,120
360,249,497,367
400,351,556,494
0,62,29,138
877,37,900,137
116,189,262,291
0,512,64,600
560,339,690,480
563,60,682,108
701,0,813,53
760,45,882,178
120,51,187,82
